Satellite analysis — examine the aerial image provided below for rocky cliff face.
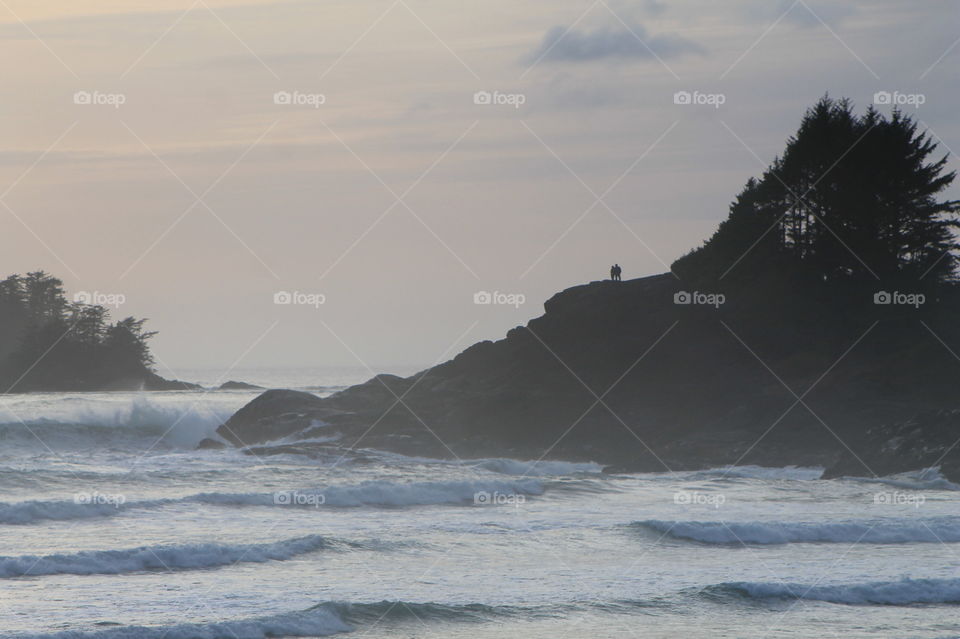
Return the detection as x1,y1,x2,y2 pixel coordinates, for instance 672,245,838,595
214,274,960,479
823,410,960,481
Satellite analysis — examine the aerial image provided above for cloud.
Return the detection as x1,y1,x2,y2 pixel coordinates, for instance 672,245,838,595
641,0,668,17
526,23,705,65
761,0,857,28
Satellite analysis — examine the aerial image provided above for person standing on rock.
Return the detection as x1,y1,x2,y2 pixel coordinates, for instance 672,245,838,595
612,264,622,281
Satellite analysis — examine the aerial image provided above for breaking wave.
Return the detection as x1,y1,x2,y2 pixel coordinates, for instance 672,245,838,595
0,535,334,578
708,577,960,605
0,478,545,524
11,600,521,639
634,518,960,545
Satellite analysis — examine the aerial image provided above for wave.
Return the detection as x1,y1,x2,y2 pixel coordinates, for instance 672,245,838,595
0,393,246,450
12,600,519,639
709,577,960,605
15,604,352,639
0,498,161,525
0,534,331,578
843,467,960,491
0,478,545,524
193,478,544,508
634,518,960,545
688,465,824,481
337,600,520,624
472,458,603,476
363,450,603,477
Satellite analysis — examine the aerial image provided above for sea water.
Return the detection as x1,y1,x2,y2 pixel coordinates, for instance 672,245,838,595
0,368,958,638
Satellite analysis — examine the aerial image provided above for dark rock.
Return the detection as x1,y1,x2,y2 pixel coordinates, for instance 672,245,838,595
218,380,264,391
103,373,202,391
196,437,227,449
216,275,960,474
822,409,960,483
216,389,342,446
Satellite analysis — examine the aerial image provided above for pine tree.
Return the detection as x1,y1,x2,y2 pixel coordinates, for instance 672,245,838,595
673,96,960,287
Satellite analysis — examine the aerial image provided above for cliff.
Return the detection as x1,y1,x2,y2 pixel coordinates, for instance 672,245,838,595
214,274,960,479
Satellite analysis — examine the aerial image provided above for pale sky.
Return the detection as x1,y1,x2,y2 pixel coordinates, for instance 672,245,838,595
1,0,958,377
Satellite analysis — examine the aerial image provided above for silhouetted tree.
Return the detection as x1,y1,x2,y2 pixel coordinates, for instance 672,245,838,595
674,96,959,288
102,317,157,380
0,271,158,391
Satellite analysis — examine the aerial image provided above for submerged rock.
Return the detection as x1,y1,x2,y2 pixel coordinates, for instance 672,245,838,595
196,437,227,450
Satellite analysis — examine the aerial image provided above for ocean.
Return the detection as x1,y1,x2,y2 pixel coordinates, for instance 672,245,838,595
0,367,958,638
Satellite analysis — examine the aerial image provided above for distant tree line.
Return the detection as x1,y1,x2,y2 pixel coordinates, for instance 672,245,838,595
0,271,156,391
673,96,960,291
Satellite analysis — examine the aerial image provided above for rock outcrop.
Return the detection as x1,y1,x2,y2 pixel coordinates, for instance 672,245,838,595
218,380,264,391
213,274,960,477
823,410,960,482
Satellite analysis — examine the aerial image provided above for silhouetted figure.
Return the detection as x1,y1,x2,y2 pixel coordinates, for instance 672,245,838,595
612,264,622,281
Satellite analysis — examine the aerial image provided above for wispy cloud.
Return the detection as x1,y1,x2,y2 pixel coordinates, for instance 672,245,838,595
526,22,705,64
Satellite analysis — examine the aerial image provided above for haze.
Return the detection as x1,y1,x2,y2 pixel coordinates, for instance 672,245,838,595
1,0,957,377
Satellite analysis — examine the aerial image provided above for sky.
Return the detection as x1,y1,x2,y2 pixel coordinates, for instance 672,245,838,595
1,0,958,379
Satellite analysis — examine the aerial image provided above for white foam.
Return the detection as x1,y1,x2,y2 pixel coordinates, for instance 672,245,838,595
722,577,960,605
845,467,960,491
0,392,246,450
691,465,825,481
364,450,602,477
472,458,603,476
637,518,960,544
0,534,329,577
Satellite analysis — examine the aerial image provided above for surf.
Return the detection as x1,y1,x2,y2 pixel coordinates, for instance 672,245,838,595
633,518,960,545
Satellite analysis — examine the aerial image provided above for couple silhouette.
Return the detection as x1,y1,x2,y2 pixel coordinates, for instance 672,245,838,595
610,264,622,281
